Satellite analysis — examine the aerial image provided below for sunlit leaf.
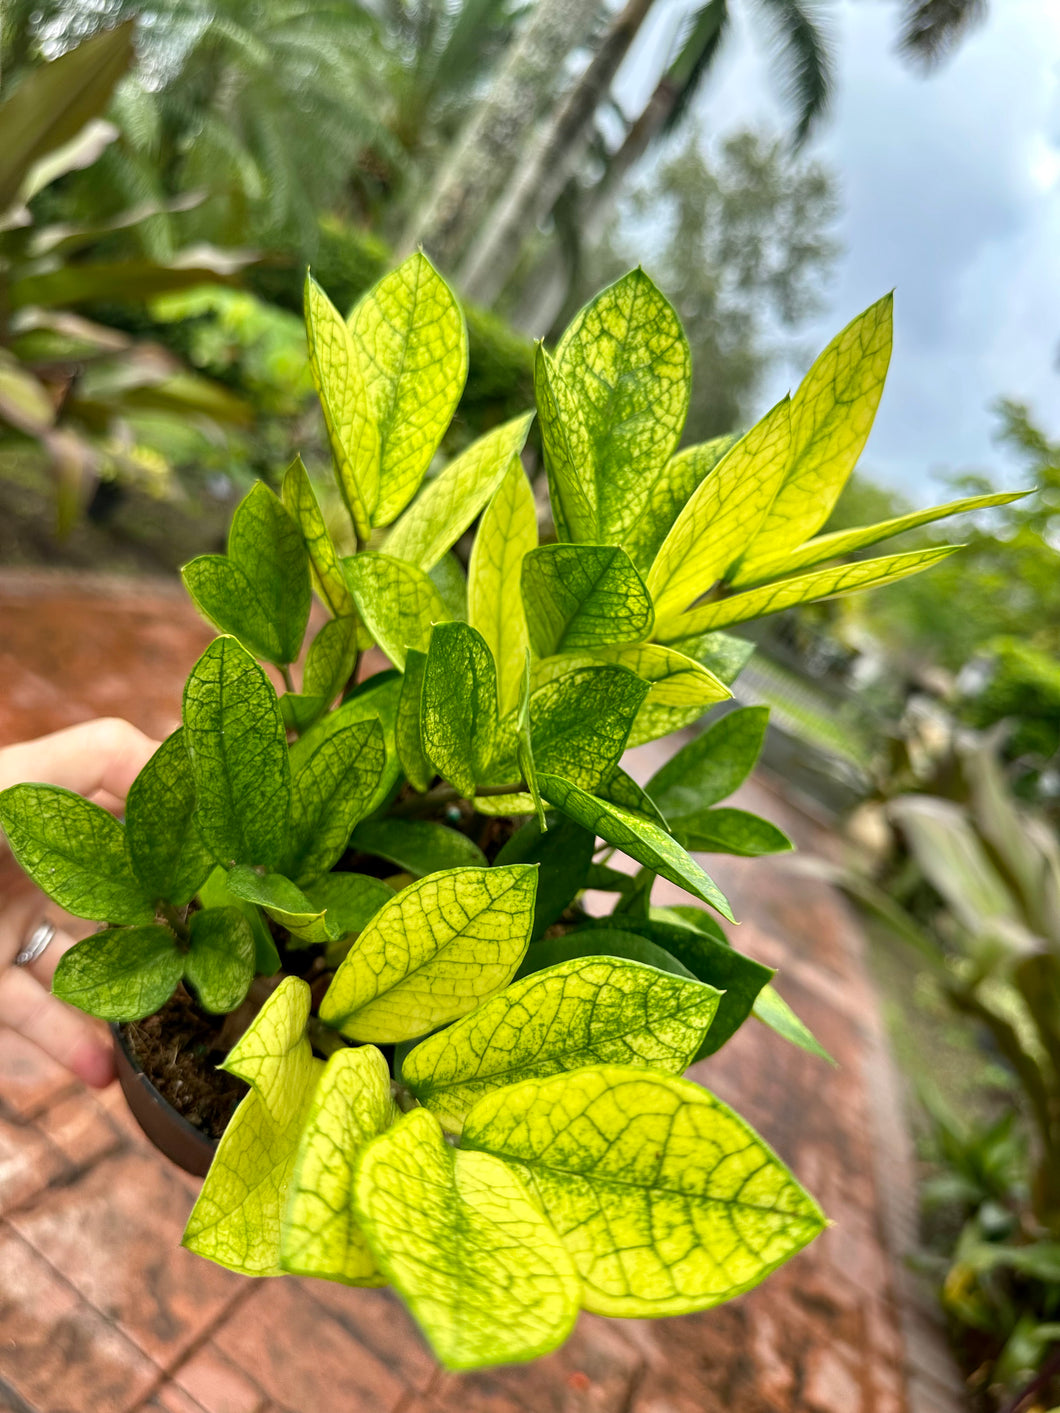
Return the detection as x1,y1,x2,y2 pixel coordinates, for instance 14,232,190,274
647,398,791,623
738,488,1027,584
553,270,691,570
534,343,596,543
404,954,720,1131
319,865,537,1042
281,1045,394,1285
468,457,538,715
734,295,893,581
281,455,357,617
343,552,450,670
656,545,961,637
354,1107,579,1369
384,414,532,571
184,978,320,1275
462,1066,824,1316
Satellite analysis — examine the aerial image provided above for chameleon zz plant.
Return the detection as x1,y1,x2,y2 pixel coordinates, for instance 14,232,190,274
0,257,1016,1370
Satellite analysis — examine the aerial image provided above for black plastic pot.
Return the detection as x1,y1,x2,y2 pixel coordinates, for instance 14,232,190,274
111,1023,218,1177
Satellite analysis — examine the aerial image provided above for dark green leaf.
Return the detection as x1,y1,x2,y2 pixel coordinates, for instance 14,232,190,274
225,865,331,945
495,813,595,940
52,924,182,1022
521,544,654,656
0,783,153,924
183,483,310,668
125,729,214,906
596,768,668,828
303,872,394,939
677,807,793,857
351,818,487,875
182,636,291,870
285,719,387,886
184,908,255,1013
539,774,734,921
516,929,698,983
292,674,403,819
198,866,281,975
646,707,770,821
343,552,451,670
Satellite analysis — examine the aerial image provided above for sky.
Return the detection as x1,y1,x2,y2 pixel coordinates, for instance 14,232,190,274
618,0,1060,503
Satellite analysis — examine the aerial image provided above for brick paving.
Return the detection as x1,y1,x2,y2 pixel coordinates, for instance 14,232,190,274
0,571,967,1413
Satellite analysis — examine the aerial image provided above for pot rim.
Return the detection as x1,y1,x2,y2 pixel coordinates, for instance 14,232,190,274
110,1019,220,1156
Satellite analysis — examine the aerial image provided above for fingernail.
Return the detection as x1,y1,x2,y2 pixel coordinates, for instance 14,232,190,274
71,1041,116,1089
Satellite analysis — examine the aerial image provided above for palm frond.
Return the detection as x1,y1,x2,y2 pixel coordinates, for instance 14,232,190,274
662,0,729,138
897,0,987,69
752,0,834,145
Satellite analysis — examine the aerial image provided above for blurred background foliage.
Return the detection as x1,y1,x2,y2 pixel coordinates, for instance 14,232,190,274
1,1,1057,1406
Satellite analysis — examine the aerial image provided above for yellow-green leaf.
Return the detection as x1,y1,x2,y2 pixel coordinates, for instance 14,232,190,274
183,978,321,1275
318,865,537,1043
735,488,1028,585
647,398,792,622
534,343,597,543
304,275,374,542
281,455,356,617
353,1107,579,1370
581,643,732,749
461,1066,825,1316
384,414,533,571
638,433,738,566
343,552,450,670
403,955,721,1132
521,544,654,657
468,456,538,715
655,545,961,637
281,1046,395,1285
422,622,499,797
539,773,734,921
554,270,691,570
396,647,432,792
347,253,468,528
733,295,893,583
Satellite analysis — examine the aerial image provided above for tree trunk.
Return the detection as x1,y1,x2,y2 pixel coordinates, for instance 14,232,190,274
457,0,657,306
398,0,603,271
512,72,680,338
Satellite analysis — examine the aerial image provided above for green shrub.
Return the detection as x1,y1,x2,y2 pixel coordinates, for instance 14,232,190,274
0,255,994,1370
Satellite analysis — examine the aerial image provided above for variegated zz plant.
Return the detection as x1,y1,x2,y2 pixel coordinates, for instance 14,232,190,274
0,257,1012,1370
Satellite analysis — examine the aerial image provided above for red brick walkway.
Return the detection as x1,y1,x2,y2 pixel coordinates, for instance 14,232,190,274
0,572,965,1413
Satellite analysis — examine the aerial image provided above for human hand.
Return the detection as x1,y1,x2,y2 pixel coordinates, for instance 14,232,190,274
0,718,161,1087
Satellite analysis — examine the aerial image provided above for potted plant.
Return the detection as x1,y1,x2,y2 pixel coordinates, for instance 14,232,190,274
0,256,1015,1370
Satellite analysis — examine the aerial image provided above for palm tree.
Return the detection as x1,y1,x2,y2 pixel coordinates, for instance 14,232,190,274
896,0,988,68
462,0,833,315
398,0,607,267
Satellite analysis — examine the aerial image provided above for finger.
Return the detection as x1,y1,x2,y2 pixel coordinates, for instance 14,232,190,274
0,964,115,1088
0,717,161,802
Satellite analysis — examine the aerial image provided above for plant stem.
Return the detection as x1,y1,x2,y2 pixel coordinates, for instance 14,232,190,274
158,901,190,946
281,664,295,693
